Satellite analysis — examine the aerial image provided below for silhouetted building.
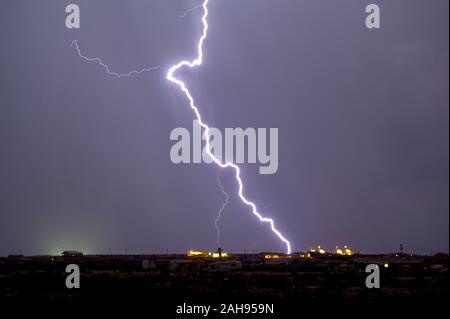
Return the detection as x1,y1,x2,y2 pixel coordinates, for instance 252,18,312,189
62,251,83,257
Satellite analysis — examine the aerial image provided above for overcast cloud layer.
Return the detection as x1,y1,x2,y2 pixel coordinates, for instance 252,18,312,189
0,0,448,255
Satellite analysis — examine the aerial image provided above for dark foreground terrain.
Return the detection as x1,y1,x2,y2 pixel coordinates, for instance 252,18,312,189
0,253,448,317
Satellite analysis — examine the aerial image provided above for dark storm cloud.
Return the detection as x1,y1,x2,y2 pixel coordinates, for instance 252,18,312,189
0,0,448,255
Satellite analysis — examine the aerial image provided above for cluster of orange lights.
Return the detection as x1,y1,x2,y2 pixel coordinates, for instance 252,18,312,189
309,246,327,254
264,254,281,259
187,251,229,258
335,245,353,256
188,245,353,260
300,245,353,258
264,254,292,259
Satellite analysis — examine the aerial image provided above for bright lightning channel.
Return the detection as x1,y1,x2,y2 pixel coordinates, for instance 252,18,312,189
70,0,292,254
166,0,292,254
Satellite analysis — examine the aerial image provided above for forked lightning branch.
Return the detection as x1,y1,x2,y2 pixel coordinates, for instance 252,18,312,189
68,0,292,254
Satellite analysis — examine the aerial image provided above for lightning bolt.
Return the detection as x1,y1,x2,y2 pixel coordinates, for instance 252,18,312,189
71,40,163,78
215,170,229,248
167,0,292,254
70,0,292,254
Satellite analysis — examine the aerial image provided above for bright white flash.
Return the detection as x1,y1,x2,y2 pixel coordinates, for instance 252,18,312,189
70,0,292,254
167,0,292,254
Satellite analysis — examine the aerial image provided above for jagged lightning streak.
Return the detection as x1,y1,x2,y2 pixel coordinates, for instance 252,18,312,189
71,40,162,78
178,3,203,18
215,171,229,248
167,0,292,254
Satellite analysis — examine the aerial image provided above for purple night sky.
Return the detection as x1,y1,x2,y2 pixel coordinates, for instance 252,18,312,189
0,0,448,255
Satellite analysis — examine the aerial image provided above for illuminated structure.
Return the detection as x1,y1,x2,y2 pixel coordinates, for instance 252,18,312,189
62,250,83,257
187,250,229,258
299,245,353,258
187,250,211,257
310,246,326,254
264,254,281,259
212,252,229,258
335,245,353,256
305,246,327,258
263,254,291,265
